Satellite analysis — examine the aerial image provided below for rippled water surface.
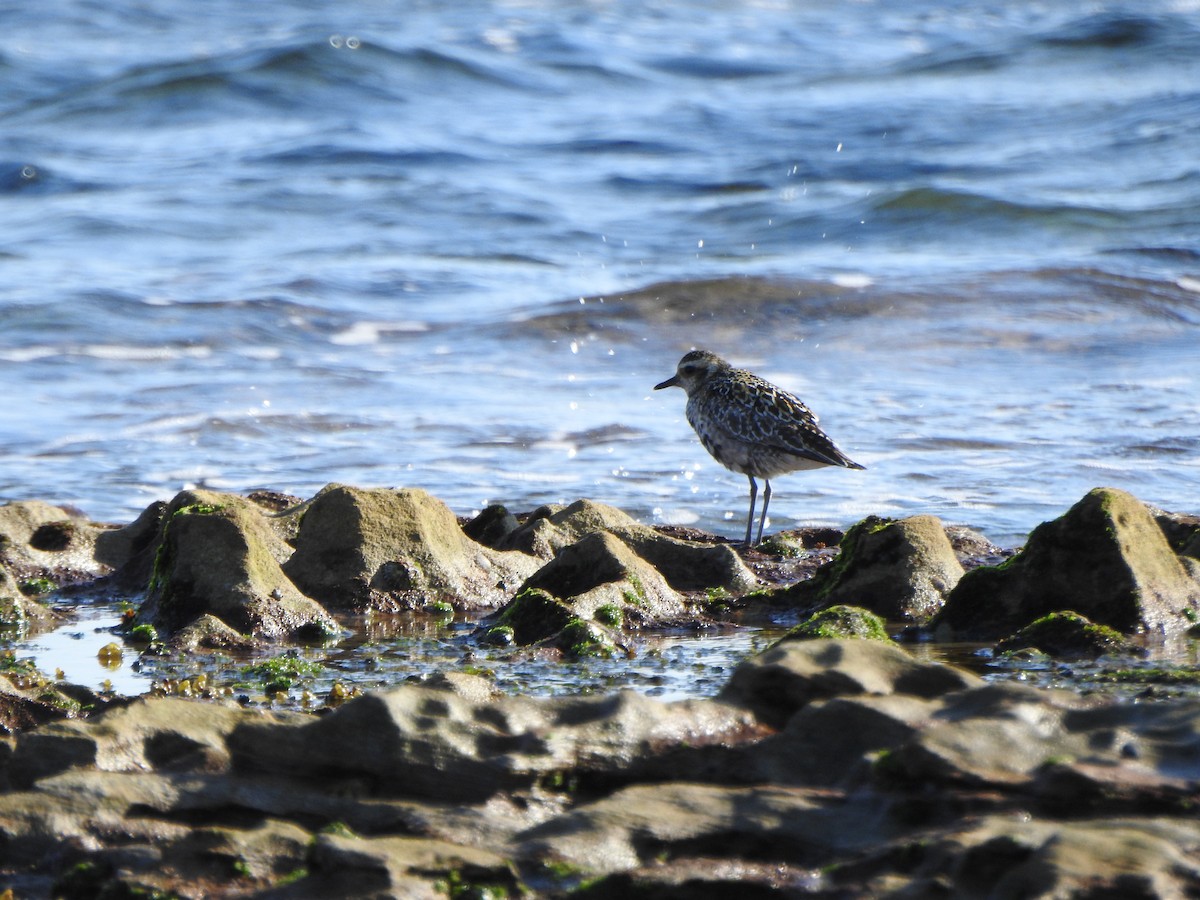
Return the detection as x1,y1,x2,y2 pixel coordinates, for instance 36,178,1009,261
2,1,1199,696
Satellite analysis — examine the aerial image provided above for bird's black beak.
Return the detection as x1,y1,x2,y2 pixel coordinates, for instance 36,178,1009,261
654,375,680,390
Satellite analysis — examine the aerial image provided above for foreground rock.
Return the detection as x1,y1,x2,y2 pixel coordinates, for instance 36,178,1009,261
937,487,1200,640
2,640,1198,898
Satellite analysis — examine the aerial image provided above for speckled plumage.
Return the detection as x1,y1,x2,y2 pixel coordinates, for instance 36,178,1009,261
655,349,864,546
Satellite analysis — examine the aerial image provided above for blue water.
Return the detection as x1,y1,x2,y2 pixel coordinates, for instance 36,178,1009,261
3,1,1199,549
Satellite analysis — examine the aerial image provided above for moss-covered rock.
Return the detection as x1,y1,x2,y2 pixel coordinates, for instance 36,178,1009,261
93,500,167,589
516,531,682,621
282,485,538,612
935,488,1200,640
995,611,1134,659
768,514,962,622
138,490,338,642
483,588,576,646
779,605,891,643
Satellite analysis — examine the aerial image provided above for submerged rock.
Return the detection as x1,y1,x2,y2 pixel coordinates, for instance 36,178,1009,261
936,487,1200,639
282,484,538,611
137,490,338,642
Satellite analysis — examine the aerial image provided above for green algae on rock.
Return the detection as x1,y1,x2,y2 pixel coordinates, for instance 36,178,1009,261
935,487,1200,640
995,610,1134,659
779,604,892,643
750,514,963,623
137,490,338,643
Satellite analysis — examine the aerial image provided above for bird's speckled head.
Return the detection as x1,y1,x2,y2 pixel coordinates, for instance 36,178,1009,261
654,349,731,396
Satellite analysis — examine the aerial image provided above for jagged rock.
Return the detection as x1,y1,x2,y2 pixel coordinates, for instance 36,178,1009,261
495,499,639,558
137,490,338,642
1152,506,1200,556
719,638,980,728
281,485,538,611
93,500,167,589
778,604,891,643
495,499,756,595
515,531,684,623
995,610,1135,658
936,487,1200,640
787,514,964,622
461,503,521,548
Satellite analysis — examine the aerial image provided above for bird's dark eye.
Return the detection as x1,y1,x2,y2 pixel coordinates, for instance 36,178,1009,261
681,364,698,375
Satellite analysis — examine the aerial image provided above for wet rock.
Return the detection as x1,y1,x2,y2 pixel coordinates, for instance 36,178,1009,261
462,503,521,548
137,489,338,642
795,514,964,622
0,568,58,635
778,604,891,643
496,499,640,558
995,610,1135,658
516,531,684,623
480,588,624,657
718,638,980,729
282,485,538,611
93,500,167,590
496,499,756,595
936,487,1200,640
0,500,112,601
169,613,260,652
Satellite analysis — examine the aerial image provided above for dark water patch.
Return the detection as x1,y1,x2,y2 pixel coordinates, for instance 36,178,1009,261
606,175,771,198
1041,13,1165,49
643,55,791,80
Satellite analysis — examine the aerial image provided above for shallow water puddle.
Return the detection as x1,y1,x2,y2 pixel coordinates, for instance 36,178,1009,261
7,598,1200,712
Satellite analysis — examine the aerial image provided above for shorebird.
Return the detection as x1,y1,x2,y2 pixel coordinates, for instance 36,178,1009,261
655,349,864,547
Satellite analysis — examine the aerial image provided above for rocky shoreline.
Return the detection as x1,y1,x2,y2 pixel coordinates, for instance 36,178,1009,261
0,484,1199,897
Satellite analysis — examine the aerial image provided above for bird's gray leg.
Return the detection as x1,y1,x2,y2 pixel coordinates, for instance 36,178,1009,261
744,476,758,547
756,479,772,546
